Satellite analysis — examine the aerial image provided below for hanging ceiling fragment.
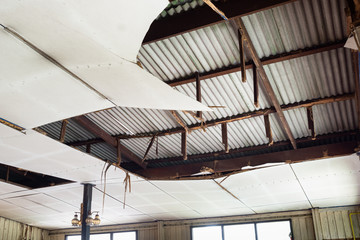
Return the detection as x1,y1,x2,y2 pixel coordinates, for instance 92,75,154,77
0,0,211,129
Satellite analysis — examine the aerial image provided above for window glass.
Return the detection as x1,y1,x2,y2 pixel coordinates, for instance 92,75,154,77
90,233,110,240
67,236,81,240
256,221,292,240
113,231,137,240
223,224,256,240
192,226,222,240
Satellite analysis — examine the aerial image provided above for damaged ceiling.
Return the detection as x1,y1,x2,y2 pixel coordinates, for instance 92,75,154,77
0,0,359,230
33,0,360,180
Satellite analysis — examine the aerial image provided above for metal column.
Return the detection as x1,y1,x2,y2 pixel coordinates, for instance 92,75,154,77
81,183,94,240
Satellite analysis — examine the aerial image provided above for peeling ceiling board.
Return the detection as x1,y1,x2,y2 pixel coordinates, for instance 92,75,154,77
0,0,211,129
0,29,113,129
0,0,168,63
0,123,115,182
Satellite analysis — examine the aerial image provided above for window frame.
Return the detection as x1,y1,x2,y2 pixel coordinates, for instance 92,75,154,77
190,219,293,240
65,230,138,240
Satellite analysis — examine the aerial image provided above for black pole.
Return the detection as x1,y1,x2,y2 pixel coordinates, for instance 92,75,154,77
81,183,94,240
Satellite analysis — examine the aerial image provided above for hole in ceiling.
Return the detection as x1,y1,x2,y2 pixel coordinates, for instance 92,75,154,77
0,163,74,189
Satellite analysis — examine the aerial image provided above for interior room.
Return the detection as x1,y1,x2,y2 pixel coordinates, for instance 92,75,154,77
1,0,360,239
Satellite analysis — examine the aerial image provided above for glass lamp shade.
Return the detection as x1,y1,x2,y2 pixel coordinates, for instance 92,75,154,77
71,214,80,226
85,215,93,225
93,214,101,225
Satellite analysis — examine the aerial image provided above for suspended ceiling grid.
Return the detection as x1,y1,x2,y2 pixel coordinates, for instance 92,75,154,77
0,153,359,230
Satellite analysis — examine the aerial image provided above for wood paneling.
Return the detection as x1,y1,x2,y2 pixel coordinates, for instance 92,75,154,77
313,207,360,240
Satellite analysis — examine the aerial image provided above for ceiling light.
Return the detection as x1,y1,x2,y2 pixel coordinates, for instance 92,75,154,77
93,213,101,225
71,213,80,227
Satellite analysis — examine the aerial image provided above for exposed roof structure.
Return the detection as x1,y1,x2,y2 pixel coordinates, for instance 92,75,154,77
35,0,360,180
0,0,360,231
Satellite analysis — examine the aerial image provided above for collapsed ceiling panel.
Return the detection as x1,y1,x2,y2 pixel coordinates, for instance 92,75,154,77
0,27,113,129
0,0,211,129
0,124,109,182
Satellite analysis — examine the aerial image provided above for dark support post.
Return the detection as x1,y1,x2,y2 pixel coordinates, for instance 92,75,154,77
221,123,229,153
352,52,360,130
307,107,316,139
181,131,187,160
253,63,259,108
264,114,273,146
59,120,68,143
238,29,246,83
81,183,93,240
196,71,202,118
86,144,91,153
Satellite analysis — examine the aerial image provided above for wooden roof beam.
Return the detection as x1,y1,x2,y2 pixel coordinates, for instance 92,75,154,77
143,0,295,44
67,93,354,145
73,116,147,169
137,140,358,180
168,41,345,87
232,17,297,149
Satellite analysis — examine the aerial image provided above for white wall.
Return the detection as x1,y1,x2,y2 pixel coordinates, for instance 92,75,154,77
0,216,49,240
49,206,360,240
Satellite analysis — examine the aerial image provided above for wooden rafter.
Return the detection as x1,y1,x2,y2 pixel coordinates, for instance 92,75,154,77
59,119,68,143
168,41,345,87
232,17,297,149
253,63,259,107
73,116,146,169
307,107,316,139
143,0,295,44
264,114,273,146
142,135,156,162
238,29,246,82
67,93,354,145
181,131,187,160
352,52,360,129
137,140,358,180
148,131,358,165
195,71,202,119
221,123,229,153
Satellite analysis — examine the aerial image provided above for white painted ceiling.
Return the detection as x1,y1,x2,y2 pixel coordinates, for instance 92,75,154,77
0,123,359,229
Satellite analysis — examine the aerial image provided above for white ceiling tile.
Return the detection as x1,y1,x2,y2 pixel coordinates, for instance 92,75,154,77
291,155,360,204
0,181,27,195
251,201,311,214
220,165,307,207
310,195,360,208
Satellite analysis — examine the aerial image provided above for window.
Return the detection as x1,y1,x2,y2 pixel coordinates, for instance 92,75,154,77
192,226,222,240
192,220,292,240
66,231,136,240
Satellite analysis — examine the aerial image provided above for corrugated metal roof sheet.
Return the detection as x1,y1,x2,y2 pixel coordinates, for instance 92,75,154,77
38,0,356,165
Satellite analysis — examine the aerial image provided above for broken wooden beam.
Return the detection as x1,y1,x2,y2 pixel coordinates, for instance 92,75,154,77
142,135,156,162
171,110,189,133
